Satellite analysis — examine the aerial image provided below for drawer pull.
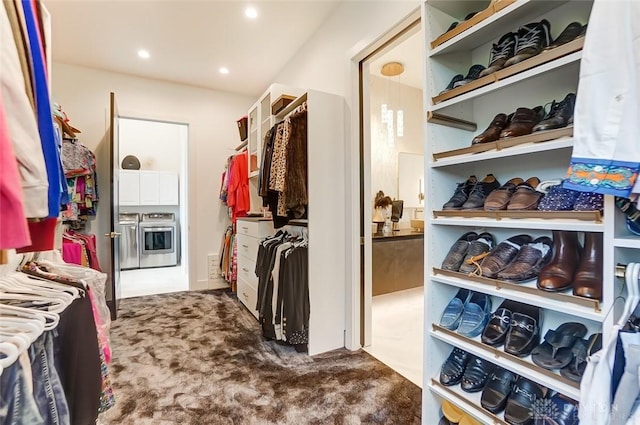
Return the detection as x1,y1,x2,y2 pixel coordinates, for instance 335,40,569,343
241,226,248,231
242,244,249,248
242,268,249,272
242,292,248,299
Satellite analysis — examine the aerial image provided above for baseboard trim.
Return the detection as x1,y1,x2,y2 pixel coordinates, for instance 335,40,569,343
194,279,229,291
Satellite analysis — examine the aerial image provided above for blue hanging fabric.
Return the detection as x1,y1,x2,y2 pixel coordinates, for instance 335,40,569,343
20,0,62,217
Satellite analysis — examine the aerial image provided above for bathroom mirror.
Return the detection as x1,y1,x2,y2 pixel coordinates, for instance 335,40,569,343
397,152,424,208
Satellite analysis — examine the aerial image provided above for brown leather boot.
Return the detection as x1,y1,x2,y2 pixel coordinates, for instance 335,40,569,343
573,232,603,299
537,231,581,292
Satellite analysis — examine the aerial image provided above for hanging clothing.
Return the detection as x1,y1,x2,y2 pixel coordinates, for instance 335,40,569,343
564,0,640,198
226,151,250,222
0,97,31,249
21,0,63,218
61,138,99,225
0,1,49,220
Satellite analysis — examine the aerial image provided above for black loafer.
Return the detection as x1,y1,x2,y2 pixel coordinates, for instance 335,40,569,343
481,367,518,414
461,355,494,392
440,347,470,386
481,301,513,346
504,377,546,425
504,304,541,357
441,232,478,271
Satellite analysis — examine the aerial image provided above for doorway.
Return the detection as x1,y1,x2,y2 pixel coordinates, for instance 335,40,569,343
116,117,190,298
359,18,425,387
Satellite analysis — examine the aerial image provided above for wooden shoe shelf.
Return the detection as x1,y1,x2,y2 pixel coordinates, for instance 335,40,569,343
418,0,637,423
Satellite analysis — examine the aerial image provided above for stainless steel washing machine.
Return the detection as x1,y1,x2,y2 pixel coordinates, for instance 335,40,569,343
139,213,178,268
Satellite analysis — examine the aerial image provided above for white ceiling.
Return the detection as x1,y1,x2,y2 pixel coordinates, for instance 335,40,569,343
44,0,343,96
368,28,423,90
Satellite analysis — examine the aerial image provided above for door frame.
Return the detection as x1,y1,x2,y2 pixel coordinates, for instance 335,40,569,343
117,114,192,291
345,8,422,350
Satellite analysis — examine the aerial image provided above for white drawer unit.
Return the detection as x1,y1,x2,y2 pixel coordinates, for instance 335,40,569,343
235,218,273,319
237,278,259,320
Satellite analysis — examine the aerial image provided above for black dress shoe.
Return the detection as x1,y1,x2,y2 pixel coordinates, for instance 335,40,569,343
459,232,496,274
461,174,501,210
461,355,494,392
481,367,518,413
504,377,546,425
441,232,478,271
481,301,513,346
443,175,477,210
440,347,470,386
504,304,541,357
544,21,584,51
532,93,576,132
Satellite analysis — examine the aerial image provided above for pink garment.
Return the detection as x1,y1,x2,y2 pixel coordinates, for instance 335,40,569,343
0,97,31,249
88,288,112,364
62,239,83,265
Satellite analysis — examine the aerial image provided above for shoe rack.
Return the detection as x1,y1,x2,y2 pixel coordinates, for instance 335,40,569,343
419,0,636,423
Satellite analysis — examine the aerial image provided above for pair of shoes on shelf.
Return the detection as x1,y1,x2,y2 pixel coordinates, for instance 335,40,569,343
479,19,552,79
472,106,545,143
480,234,553,282
537,231,603,299
482,368,550,424
441,64,486,94
441,231,495,273
530,322,587,370
440,400,482,425
439,347,494,392
443,174,501,210
537,180,603,212
484,177,543,211
439,288,492,338
471,93,575,145
558,332,602,382
482,300,541,357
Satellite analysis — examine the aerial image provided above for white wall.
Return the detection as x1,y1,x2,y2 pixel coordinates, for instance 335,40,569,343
51,62,254,291
269,0,419,349
118,118,183,173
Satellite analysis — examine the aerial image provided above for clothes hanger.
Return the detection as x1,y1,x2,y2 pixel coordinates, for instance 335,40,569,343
0,341,20,372
618,263,640,327
1,274,78,302
0,292,67,316
0,304,58,331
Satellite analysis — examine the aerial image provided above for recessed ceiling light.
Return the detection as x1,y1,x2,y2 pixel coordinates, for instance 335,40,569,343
137,49,150,59
219,67,229,75
245,6,258,19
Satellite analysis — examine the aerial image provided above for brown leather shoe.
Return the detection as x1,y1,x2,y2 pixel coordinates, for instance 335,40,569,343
500,106,545,139
506,177,542,210
573,232,603,299
537,231,581,292
484,178,523,210
472,113,510,145
481,234,533,278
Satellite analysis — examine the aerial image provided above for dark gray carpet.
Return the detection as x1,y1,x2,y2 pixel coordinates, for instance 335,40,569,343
99,289,421,425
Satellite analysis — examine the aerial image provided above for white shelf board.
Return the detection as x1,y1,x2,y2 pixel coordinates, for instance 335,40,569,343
431,51,582,112
429,328,581,400
429,0,569,57
431,138,573,168
430,274,605,322
428,380,508,425
614,237,640,249
431,216,604,232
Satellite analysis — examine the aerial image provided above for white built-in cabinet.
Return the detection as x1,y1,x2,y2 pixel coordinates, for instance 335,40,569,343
119,170,179,206
241,90,346,357
419,0,639,423
247,84,304,179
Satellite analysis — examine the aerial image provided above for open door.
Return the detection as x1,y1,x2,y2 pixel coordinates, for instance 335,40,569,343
107,92,121,320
